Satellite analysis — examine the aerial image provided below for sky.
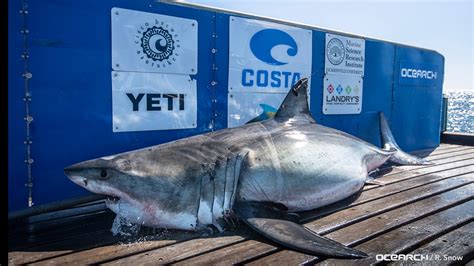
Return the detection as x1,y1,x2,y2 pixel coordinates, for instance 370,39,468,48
182,0,473,91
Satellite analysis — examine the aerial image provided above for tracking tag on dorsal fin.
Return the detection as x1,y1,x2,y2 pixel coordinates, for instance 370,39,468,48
274,78,316,123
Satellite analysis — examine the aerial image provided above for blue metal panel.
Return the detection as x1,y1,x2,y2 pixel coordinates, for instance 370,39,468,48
8,0,28,211
8,1,445,211
391,47,444,151
8,0,216,211
356,40,395,146
213,13,231,130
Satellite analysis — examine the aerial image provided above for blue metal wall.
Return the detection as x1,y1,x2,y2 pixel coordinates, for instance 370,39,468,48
8,0,444,211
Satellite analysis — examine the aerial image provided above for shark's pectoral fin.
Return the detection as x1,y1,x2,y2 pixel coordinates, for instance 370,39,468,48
234,201,367,259
244,217,367,259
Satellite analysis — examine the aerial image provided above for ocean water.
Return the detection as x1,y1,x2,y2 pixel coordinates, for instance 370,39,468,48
445,91,474,133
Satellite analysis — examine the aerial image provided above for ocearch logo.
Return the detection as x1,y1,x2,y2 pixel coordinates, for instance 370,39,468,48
401,68,437,80
250,29,298,65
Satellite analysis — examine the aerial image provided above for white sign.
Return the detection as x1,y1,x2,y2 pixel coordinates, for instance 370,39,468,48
112,71,197,132
111,7,198,75
228,16,312,127
228,92,285,127
323,74,363,114
325,33,365,76
229,16,312,93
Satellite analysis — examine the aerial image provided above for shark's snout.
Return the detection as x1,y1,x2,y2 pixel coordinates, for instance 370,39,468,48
64,162,92,188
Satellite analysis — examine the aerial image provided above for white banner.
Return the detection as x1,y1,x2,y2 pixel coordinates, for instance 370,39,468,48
228,92,285,127
228,16,312,127
325,33,365,76
323,74,363,114
111,7,198,75
112,71,197,132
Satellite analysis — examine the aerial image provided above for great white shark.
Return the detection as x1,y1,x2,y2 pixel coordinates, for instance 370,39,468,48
64,78,430,259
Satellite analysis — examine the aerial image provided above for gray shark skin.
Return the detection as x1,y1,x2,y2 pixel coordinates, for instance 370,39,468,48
64,78,429,259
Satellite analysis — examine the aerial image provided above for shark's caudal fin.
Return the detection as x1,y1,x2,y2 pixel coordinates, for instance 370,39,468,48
379,112,432,165
274,78,316,123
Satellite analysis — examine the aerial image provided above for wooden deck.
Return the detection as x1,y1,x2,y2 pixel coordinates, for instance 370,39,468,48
8,143,474,265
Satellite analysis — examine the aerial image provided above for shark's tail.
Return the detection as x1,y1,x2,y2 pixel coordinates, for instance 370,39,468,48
379,112,432,165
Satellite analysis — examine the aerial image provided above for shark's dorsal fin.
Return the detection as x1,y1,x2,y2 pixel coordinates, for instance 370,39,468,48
274,78,315,123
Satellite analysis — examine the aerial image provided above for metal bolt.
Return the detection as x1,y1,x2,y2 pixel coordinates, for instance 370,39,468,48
115,11,119,15
25,183,33,187
24,159,34,164
230,94,233,98
25,116,33,122
115,64,120,68
23,72,32,79
211,81,217,86
24,140,32,144
191,68,195,72
214,113,218,117
21,53,29,59
113,73,118,77
211,48,217,54
192,23,195,26
21,29,29,34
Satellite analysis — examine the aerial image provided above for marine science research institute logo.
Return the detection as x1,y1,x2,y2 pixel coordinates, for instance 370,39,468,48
242,29,301,88
326,38,345,65
135,21,181,69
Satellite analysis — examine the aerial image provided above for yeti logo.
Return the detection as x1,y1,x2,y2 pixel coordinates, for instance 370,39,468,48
250,29,298,65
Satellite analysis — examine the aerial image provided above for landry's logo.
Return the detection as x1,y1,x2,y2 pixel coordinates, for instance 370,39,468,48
326,84,359,104
326,38,345,65
250,29,298,65
135,21,181,69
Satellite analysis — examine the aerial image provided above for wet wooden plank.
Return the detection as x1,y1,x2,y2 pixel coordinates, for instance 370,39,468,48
376,152,474,178
177,180,473,265
103,235,247,265
319,200,474,265
8,229,118,265
32,230,216,265
229,184,474,266
402,222,474,265
367,159,474,188
305,175,473,234
174,240,277,266
301,167,474,222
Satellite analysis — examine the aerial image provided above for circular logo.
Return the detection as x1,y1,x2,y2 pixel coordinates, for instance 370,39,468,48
141,26,174,61
326,38,345,65
135,22,180,69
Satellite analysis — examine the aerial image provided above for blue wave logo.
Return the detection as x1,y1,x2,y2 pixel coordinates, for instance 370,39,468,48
250,29,298,65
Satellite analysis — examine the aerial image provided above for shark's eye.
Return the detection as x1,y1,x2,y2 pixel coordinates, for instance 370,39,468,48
99,170,108,179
